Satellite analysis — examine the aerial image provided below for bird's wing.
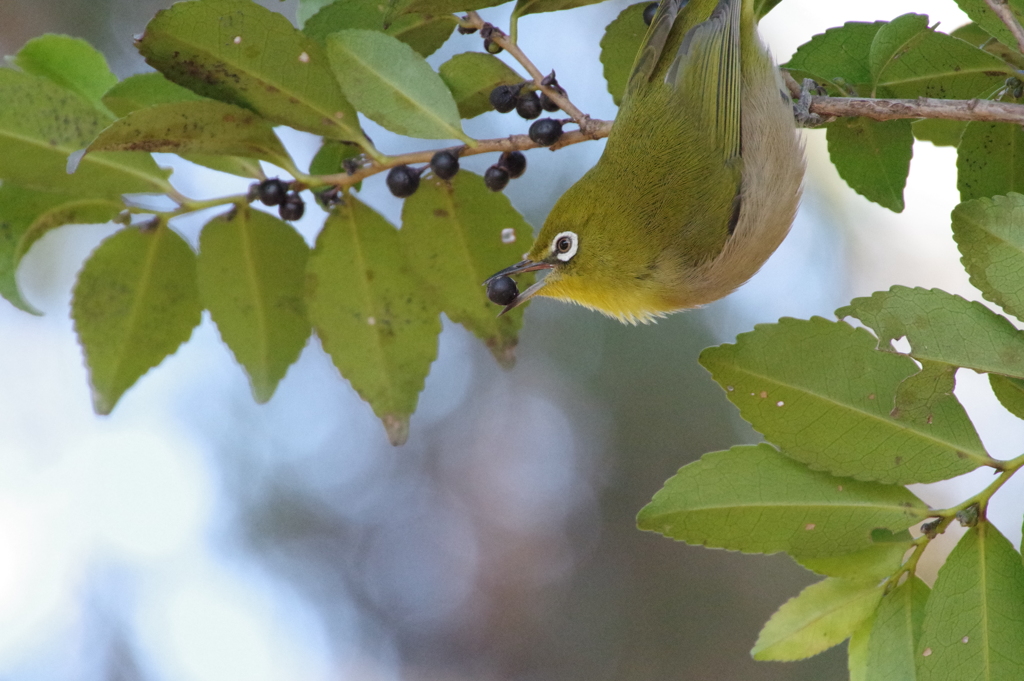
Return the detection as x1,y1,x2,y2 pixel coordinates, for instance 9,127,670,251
628,0,743,163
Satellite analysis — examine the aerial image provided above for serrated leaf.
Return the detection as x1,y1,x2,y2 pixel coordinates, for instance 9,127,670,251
136,0,371,150
990,374,1024,419
102,73,265,179
0,69,170,197
957,122,1024,202
870,14,1011,100
890,360,967,434
306,197,441,445
72,221,202,414
600,3,647,107
84,101,292,169
326,29,471,142
12,34,117,112
197,206,311,402
753,578,885,661
796,531,913,581
783,21,886,96
637,444,929,559
511,0,606,20
838,286,1024,378
401,0,508,17
952,193,1024,320
865,576,929,681
953,0,1024,56
400,172,532,366
304,0,457,58
438,52,524,119
917,521,1024,680
827,117,912,212
0,184,121,313
699,317,991,484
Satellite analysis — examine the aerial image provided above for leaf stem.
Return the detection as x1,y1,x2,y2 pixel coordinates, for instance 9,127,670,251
985,0,1024,54
463,11,601,137
303,124,613,190
885,451,1024,590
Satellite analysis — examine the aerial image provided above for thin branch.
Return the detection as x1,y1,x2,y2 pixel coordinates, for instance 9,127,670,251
806,95,1024,125
310,124,613,189
985,0,1024,54
462,11,601,137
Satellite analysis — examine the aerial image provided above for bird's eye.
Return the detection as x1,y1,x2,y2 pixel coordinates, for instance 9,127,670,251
552,231,578,262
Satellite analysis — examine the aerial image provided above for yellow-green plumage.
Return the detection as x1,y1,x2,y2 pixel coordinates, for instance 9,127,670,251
495,0,803,324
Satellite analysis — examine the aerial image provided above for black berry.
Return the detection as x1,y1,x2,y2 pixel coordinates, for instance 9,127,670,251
516,91,542,120
279,191,305,221
643,2,658,26
484,38,503,54
430,150,460,180
457,22,477,35
486,276,518,306
489,84,520,113
484,165,510,192
386,165,420,198
528,118,563,146
499,151,527,179
258,178,287,206
539,92,560,112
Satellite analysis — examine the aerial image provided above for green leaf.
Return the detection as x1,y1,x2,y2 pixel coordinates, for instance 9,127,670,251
102,73,266,179
401,0,509,17
136,0,372,150
297,0,337,26
197,206,311,402
838,286,1024,378
951,22,1024,70
309,139,361,174
865,576,930,681
0,69,170,197
752,578,885,661
913,119,967,148
304,0,457,57
796,531,913,581
849,613,875,681
12,34,117,112
753,0,784,18
990,374,1024,420
511,0,606,20
438,52,524,119
917,521,1024,680
400,171,532,367
699,317,991,484
783,21,886,96
72,221,202,414
957,122,1024,202
953,0,1024,56
952,193,1024,320
870,14,1011,100
306,197,441,445
0,184,122,314
636,444,929,559
326,29,471,142
83,101,293,169
599,3,647,107
102,72,206,117
826,118,912,213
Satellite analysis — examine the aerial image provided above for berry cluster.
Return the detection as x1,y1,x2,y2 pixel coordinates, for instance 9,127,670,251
250,178,305,221
384,148,530,198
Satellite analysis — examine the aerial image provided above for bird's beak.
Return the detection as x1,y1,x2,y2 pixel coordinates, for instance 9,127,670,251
484,259,554,316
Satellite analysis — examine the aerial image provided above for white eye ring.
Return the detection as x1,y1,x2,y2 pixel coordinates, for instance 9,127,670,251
552,231,578,262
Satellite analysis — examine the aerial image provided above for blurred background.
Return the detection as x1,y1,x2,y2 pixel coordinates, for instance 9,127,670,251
2,0,1024,679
